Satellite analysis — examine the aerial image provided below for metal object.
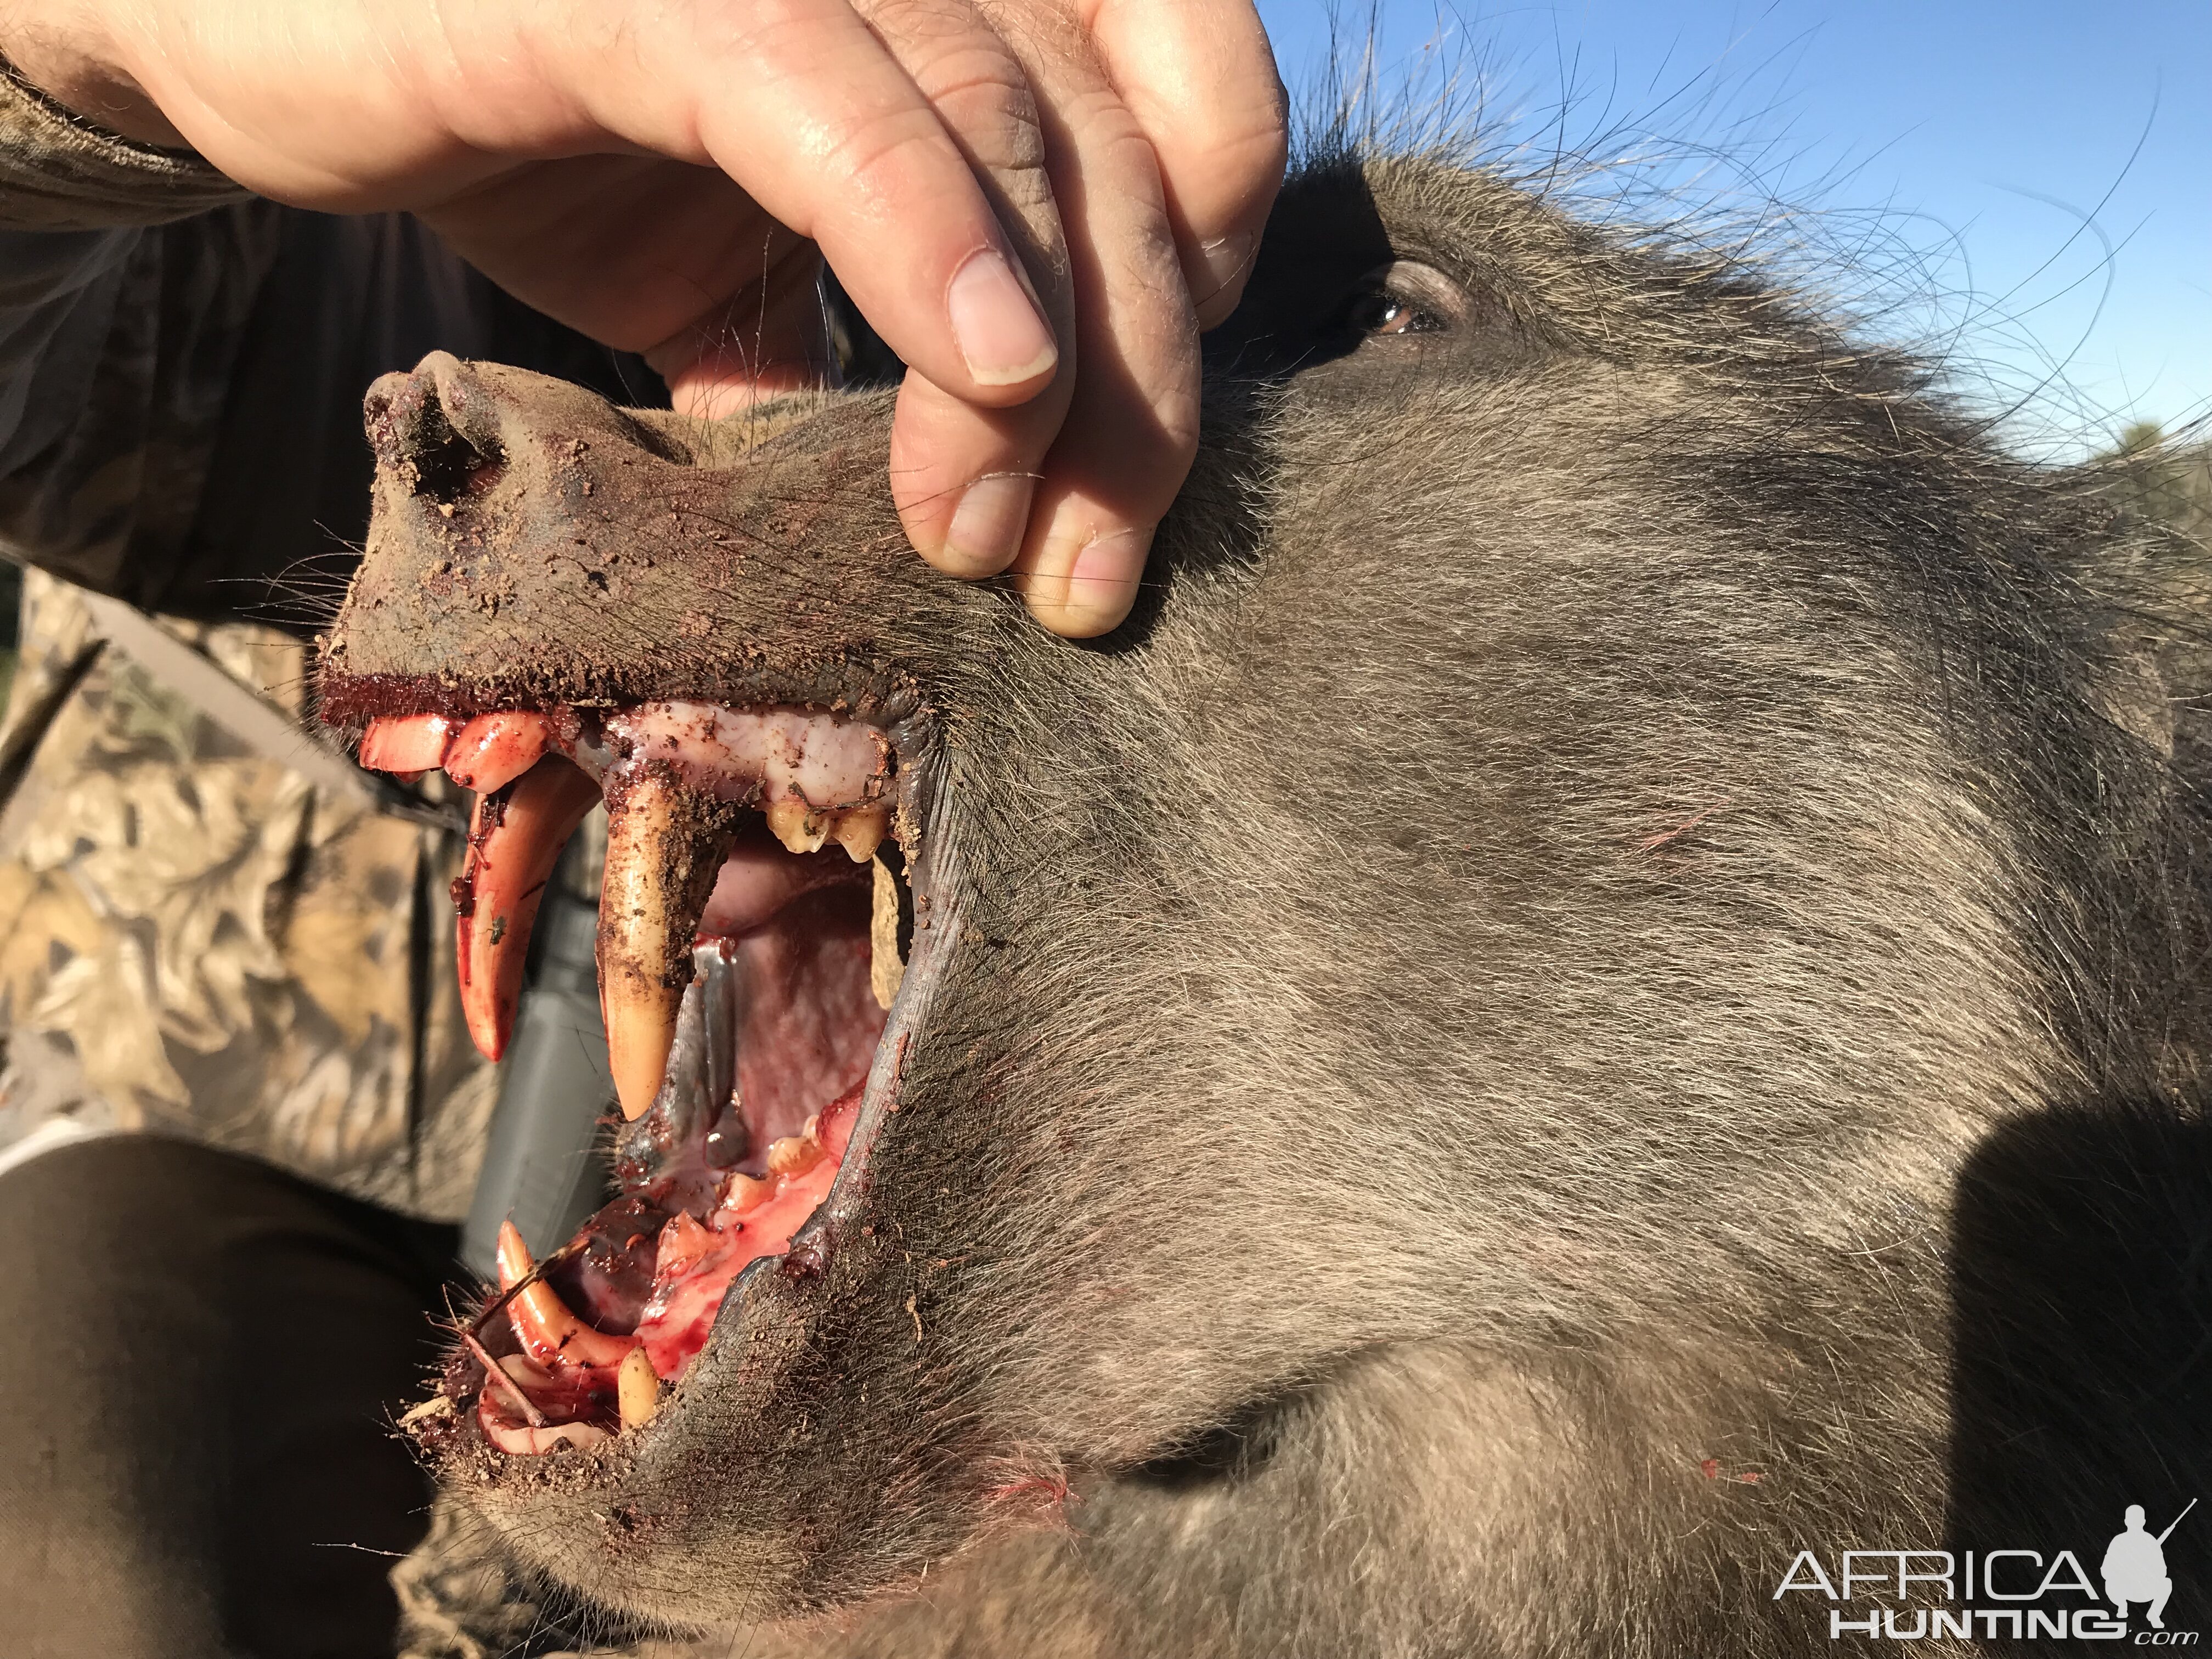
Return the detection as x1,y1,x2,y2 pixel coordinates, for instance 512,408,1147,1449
80,592,465,832
460,828,617,1278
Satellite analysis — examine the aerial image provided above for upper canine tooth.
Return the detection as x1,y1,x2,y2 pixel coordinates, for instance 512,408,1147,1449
456,758,601,1062
764,797,827,855
832,805,887,864
600,767,739,1120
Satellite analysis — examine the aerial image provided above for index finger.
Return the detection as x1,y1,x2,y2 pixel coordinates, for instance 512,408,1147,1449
612,0,1070,407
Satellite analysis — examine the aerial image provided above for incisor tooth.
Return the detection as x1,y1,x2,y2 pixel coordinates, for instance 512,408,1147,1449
600,768,738,1120
764,796,827,855
618,1346,662,1431
832,805,887,864
871,855,906,1012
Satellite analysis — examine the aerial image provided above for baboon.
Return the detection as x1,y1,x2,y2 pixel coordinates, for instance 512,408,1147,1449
321,149,2212,1655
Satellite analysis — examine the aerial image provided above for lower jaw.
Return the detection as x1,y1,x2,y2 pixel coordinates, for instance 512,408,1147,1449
357,699,933,1456
469,1065,866,1458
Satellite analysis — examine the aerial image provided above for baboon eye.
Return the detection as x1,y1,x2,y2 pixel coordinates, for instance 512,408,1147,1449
1338,261,1461,341
1347,289,1444,336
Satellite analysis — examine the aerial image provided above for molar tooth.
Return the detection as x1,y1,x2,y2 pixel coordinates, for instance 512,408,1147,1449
765,1132,825,1178
832,805,887,864
618,1346,662,1431
456,758,601,1062
719,1171,775,1214
600,768,739,1120
871,855,906,1012
764,797,828,855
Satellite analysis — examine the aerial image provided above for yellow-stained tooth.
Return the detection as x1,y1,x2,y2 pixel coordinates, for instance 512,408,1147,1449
618,1346,662,1431
765,1131,825,1177
833,805,888,864
764,797,828,855
599,768,737,1120
720,1171,774,1214
871,854,906,1012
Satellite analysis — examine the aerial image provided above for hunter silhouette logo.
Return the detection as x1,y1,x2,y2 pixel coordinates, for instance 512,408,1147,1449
2106,1503,2195,1631
1776,1499,2199,1642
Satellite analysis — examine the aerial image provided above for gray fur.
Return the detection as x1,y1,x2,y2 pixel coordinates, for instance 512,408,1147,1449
326,151,2212,1655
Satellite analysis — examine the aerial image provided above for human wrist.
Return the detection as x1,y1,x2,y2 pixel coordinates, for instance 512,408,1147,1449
0,5,245,229
1,4,184,146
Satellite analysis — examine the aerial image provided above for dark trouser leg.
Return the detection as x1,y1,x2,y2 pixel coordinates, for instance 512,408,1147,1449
0,1136,460,1659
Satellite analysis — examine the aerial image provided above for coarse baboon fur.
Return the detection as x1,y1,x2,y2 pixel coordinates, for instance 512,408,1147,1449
320,139,2212,1655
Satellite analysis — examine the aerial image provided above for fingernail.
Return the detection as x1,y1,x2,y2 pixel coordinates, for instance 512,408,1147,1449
1057,526,1153,635
1196,232,1256,312
947,250,1058,388
941,472,1035,575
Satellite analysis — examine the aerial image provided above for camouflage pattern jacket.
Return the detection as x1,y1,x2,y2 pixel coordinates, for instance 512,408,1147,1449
0,59,644,1219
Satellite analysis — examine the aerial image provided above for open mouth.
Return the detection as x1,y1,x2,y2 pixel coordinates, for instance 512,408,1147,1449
357,702,917,1457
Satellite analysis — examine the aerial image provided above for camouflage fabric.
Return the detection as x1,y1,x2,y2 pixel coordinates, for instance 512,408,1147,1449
0,566,498,1216
0,53,249,231
0,57,649,1222
0,63,662,1645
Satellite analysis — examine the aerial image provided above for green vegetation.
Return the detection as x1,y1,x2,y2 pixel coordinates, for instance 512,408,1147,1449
2108,421,2212,543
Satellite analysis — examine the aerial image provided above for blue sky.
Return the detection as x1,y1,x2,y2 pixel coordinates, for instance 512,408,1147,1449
1252,2,2210,458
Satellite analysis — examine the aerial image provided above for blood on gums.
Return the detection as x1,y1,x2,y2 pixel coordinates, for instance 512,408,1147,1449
359,703,895,1444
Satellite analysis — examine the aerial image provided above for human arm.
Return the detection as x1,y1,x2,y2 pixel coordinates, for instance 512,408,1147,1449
2,0,1289,634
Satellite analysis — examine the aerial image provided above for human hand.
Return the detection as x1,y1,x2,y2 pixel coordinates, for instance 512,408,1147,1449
5,0,1288,635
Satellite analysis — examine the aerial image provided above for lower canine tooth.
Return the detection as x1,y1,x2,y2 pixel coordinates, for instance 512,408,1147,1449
618,1346,662,1431
495,1219,641,1372
764,797,827,855
600,767,738,1120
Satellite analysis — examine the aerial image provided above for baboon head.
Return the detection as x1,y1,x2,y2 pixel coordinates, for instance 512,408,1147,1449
320,153,2209,1654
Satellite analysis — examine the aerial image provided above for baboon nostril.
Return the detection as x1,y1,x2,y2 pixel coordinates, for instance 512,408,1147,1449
365,357,508,508
400,394,505,507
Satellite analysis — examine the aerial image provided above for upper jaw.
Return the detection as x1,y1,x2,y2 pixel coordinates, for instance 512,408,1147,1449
318,351,955,725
